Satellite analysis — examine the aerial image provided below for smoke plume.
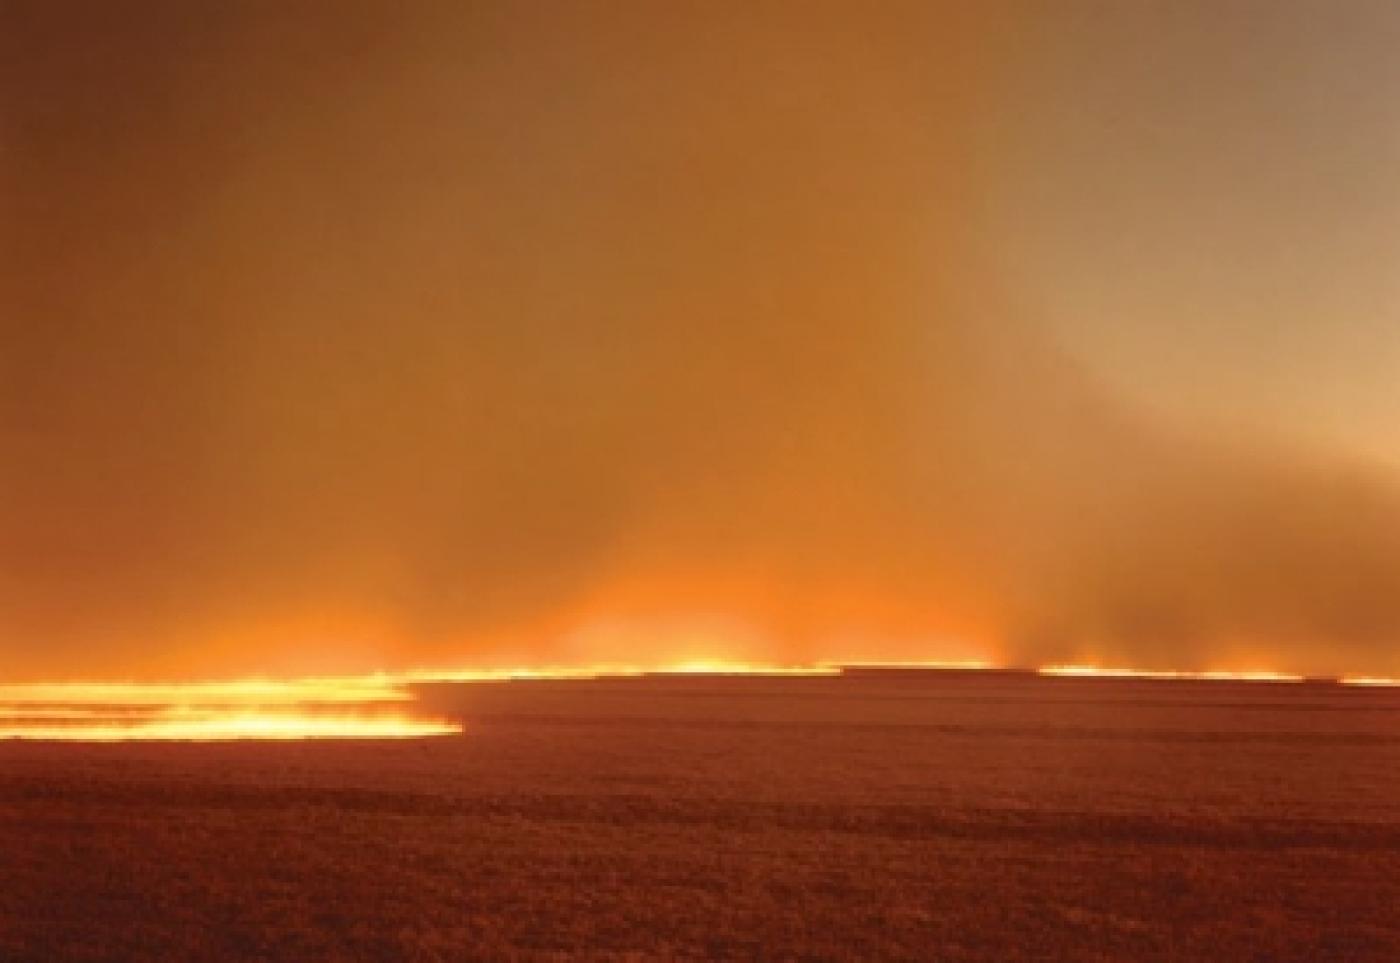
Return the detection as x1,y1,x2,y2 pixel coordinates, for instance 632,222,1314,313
4,2,1399,679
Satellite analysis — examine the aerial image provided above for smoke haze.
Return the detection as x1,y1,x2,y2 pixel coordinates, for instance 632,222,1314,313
4,2,1400,679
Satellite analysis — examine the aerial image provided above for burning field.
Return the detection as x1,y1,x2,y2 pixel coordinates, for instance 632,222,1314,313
2,669,1397,961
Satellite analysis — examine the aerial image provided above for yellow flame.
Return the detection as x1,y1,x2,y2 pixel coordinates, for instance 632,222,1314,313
0,708,458,742
1339,675,1400,687
0,677,411,706
0,676,456,742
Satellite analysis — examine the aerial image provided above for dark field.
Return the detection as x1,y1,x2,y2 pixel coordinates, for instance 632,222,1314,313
2,672,1398,961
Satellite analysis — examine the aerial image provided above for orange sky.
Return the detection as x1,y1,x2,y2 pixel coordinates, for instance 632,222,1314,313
4,2,1400,681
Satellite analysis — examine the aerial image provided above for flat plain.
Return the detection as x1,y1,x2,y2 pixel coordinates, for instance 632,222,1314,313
2,671,1398,961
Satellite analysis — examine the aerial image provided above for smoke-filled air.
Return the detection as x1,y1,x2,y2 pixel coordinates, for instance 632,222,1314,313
5,1,1400,681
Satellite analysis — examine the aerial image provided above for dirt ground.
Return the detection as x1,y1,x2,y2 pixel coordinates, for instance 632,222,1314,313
2,671,1397,961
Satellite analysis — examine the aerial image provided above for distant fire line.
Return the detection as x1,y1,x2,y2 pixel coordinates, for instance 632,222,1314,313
3,659,1396,742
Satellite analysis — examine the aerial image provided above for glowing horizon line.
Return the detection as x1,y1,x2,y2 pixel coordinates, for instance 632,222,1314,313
406,661,843,683
834,660,997,671
8,660,1398,695
1037,664,1306,683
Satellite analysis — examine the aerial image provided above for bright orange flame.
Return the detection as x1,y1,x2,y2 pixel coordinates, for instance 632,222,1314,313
1339,675,1400,687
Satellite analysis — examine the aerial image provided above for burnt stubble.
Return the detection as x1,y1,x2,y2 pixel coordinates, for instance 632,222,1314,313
2,672,1397,961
